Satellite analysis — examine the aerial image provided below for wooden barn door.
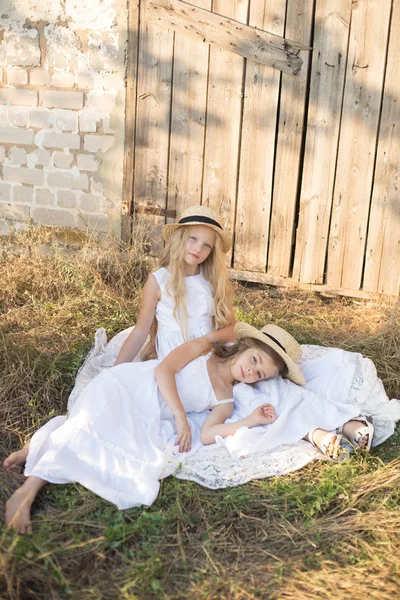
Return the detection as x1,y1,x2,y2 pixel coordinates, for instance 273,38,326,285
123,0,309,264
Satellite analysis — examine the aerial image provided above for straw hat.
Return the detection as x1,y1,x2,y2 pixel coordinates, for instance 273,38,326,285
162,205,231,253
235,322,306,386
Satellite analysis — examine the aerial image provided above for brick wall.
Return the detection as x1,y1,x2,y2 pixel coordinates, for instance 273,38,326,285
0,0,127,237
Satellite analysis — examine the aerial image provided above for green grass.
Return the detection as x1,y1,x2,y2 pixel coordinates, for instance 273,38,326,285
0,230,399,599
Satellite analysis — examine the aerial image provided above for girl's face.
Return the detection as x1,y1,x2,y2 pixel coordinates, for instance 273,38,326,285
231,348,280,384
183,225,216,270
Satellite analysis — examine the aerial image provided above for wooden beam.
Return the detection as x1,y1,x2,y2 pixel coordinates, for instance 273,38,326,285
144,0,308,75
227,268,381,301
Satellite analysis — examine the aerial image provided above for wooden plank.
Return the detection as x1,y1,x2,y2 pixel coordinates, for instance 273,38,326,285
121,0,140,242
166,0,211,222
326,0,392,289
293,0,352,283
201,0,249,262
233,1,286,272
228,268,377,300
267,0,314,278
363,0,400,296
133,3,175,252
145,0,308,74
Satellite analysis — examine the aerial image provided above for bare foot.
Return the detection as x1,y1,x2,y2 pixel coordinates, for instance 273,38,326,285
5,487,33,534
3,446,29,473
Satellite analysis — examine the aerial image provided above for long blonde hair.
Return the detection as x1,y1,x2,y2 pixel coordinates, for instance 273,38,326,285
141,225,233,360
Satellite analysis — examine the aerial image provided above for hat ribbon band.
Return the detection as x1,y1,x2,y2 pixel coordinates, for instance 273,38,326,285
178,215,223,230
263,332,286,354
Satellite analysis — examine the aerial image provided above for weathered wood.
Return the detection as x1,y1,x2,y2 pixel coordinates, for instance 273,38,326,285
228,268,377,300
121,0,140,243
201,0,249,262
144,0,307,74
267,0,314,278
293,0,351,284
234,1,286,272
134,7,175,253
134,205,177,218
166,0,211,223
326,0,392,289
363,0,400,295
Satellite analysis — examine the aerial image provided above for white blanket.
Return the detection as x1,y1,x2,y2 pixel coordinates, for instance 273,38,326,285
67,328,400,490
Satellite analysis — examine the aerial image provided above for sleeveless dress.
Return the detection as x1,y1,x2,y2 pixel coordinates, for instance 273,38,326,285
67,267,215,411
152,267,214,359
25,354,233,510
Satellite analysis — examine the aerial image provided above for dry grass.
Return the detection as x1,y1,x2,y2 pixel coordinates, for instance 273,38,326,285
0,228,399,599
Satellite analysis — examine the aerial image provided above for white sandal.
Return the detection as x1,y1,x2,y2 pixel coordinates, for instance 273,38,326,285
340,416,374,451
309,428,353,463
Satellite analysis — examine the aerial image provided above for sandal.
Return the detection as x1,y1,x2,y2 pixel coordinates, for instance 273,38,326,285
340,416,374,451
309,428,353,463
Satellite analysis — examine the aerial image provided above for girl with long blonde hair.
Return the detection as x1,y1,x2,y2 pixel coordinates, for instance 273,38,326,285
114,205,236,365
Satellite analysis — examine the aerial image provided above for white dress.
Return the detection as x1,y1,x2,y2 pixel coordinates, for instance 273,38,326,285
25,355,233,510
67,267,214,411
152,267,214,358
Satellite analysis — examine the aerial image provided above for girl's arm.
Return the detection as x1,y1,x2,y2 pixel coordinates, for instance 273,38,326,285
196,308,237,354
200,403,276,445
114,275,160,365
155,339,209,453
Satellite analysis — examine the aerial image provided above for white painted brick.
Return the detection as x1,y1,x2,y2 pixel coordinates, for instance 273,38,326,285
47,170,89,190
8,108,30,127
0,147,6,162
27,149,51,168
91,179,103,194
35,189,54,206
41,132,81,150
103,72,125,91
0,89,38,106
65,0,117,30
7,68,29,86
51,72,75,88
0,219,11,236
0,183,11,202
3,166,44,186
57,190,77,208
0,203,31,220
53,110,78,132
53,151,74,169
102,116,114,134
13,185,33,203
8,147,27,165
30,109,52,129
30,69,51,86
77,153,99,172
32,207,75,227
40,91,84,110
76,212,109,233
45,25,80,71
79,113,98,133
77,71,103,90
0,30,41,68
84,135,115,153
88,32,119,71
85,92,116,113
0,127,34,145
78,193,100,212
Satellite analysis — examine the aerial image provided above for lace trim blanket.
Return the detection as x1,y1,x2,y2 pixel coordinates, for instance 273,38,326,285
67,328,400,490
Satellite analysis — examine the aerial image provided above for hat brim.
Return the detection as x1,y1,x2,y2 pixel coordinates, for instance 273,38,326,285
235,322,306,386
162,222,232,253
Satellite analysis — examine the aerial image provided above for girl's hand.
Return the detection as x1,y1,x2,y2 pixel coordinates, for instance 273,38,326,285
249,404,276,427
175,416,192,453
